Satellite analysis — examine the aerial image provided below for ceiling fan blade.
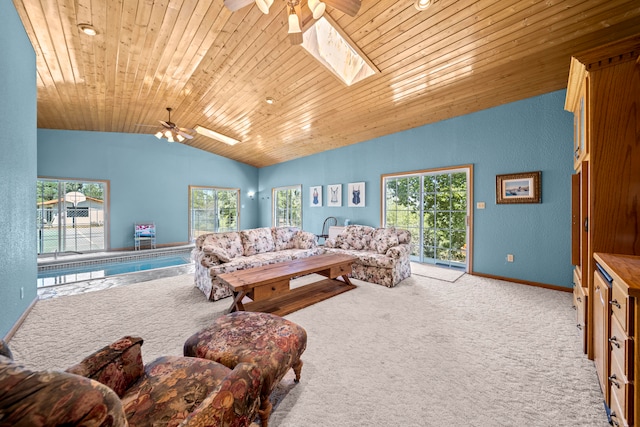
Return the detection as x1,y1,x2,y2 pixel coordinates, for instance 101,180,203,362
178,130,193,140
324,0,360,16
224,0,254,11
159,120,172,128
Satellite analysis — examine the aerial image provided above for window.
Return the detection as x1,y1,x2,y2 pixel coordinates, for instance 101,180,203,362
36,178,108,254
189,186,239,241
273,185,302,228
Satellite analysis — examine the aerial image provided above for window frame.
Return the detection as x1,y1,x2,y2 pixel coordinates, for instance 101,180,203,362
188,185,240,241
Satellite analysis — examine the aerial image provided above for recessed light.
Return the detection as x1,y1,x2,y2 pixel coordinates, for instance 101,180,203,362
414,0,431,11
265,97,276,105
78,24,97,36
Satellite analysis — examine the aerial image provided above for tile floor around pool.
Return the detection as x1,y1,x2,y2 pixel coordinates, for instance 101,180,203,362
37,246,195,300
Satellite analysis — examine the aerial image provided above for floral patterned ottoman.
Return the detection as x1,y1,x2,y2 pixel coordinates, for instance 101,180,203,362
184,311,307,427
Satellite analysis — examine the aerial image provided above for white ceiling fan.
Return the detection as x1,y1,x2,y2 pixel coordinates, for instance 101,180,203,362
223,0,361,44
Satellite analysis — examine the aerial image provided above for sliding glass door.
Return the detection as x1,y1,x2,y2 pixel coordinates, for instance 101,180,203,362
383,166,471,270
36,179,108,254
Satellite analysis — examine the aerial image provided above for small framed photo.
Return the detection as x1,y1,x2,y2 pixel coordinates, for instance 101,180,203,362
496,171,541,204
348,182,365,207
327,184,342,207
310,185,322,207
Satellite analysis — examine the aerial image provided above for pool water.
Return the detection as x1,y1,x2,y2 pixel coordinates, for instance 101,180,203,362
38,254,192,287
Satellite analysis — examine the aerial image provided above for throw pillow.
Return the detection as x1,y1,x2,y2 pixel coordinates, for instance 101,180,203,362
371,228,399,254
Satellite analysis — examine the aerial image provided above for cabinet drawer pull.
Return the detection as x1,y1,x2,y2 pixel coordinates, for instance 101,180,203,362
577,296,582,302
610,299,621,309
576,324,582,330
608,336,620,348
608,374,620,389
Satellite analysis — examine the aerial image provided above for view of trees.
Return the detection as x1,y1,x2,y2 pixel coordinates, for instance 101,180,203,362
274,186,302,228
385,172,467,265
190,187,239,238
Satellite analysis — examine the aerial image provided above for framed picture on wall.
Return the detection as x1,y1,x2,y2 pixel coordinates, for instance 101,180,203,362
327,184,342,207
310,185,322,207
496,171,541,204
348,182,365,207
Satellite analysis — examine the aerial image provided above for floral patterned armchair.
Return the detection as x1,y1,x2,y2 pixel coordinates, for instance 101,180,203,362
0,337,263,427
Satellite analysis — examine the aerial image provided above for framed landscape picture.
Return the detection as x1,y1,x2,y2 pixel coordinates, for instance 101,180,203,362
496,171,541,204
310,185,322,207
348,182,365,207
327,184,342,207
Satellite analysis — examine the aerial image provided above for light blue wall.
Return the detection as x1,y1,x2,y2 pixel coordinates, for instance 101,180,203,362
259,90,574,288
37,130,259,249
0,2,38,338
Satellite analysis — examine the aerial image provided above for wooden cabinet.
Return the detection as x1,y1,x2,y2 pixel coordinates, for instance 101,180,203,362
565,34,640,361
573,268,588,354
593,267,611,404
593,253,639,427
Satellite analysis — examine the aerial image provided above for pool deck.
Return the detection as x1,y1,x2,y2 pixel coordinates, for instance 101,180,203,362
37,245,195,300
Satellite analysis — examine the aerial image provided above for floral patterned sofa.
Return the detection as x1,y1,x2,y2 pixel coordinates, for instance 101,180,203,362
0,337,263,427
322,225,412,287
192,226,321,301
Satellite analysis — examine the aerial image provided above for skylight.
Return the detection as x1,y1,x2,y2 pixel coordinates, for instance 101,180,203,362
302,17,377,86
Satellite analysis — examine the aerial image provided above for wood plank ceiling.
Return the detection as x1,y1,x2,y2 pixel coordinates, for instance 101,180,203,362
12,0,640,167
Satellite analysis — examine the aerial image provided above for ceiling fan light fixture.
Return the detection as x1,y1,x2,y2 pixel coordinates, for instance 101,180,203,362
265,97,276,104
167,133,175,143
255,0,273,14
154,131,163,139
288,7,302,33
308,0,326,19
414,0,431,10
195,125,240,146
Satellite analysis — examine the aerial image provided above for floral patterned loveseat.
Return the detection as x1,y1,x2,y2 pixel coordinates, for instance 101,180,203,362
0,336,263,427
322,225,412,287
192,227,321,301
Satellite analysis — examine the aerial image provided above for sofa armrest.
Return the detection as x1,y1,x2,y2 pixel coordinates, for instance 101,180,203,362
0,361,128,426
293,230,318,249
66,336,144,398
386,243,411,259
180,362,263,427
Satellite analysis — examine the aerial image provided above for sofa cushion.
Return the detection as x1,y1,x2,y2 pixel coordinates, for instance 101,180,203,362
323,248,397,269
241,227,276,256
370,227,400,254
121,356,230,427
336,225,375,250
272,227,299,251
0,361,128,427
201,232,244,260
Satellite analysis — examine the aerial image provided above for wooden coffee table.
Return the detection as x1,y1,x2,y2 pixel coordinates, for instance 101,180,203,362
219,253,358,316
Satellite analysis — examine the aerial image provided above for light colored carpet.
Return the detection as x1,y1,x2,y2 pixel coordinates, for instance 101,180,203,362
410,261,465,282
8,273,608,426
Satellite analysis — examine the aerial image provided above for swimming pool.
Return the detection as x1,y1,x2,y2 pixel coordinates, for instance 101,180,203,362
38,251,193,287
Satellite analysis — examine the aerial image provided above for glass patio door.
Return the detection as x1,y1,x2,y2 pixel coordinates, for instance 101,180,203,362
36,179,108,254
383,167,470,270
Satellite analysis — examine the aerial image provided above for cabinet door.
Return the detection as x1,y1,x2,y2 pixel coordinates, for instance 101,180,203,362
593,271,610,402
